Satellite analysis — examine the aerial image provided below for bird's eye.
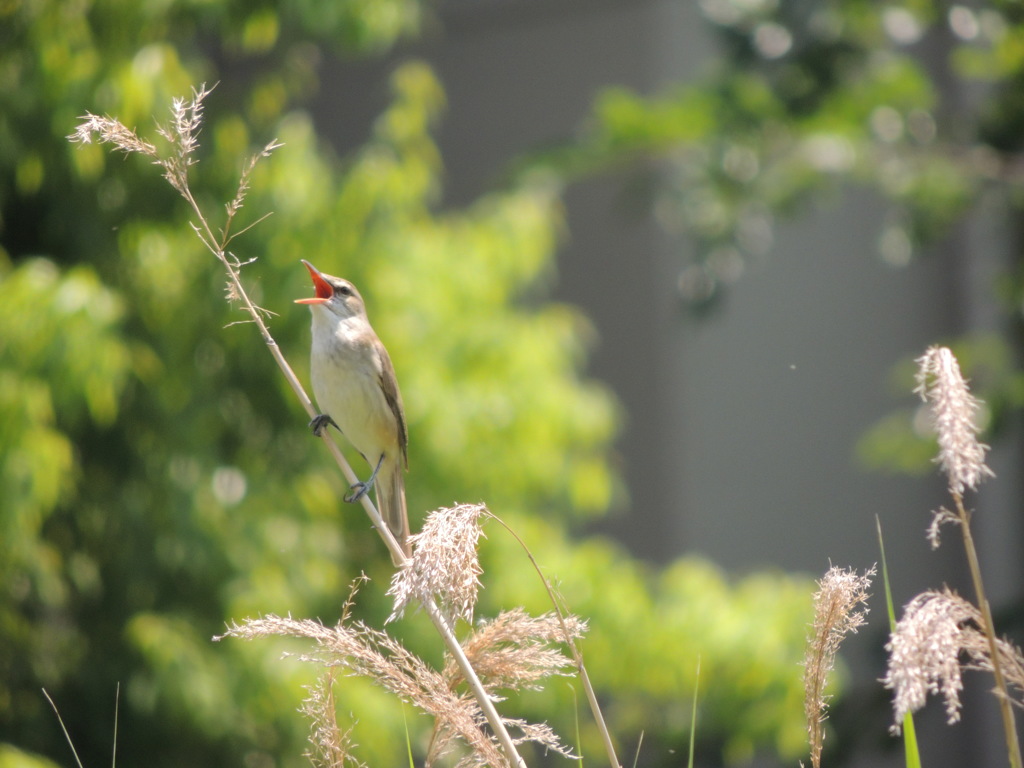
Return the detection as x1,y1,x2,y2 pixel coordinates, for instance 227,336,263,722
337,284,353,297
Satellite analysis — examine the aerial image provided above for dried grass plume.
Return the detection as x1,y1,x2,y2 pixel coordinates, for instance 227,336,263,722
883,588,1024,731
69,84,212,195
915,346,994,495
389,503,487,624
220,604,583,768
803,565,874,768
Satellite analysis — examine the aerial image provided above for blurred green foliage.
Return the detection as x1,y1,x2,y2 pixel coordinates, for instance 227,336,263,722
0,1,932,768
522,1,1024,320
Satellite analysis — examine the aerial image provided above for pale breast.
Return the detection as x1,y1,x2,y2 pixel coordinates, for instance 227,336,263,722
309,318,395,465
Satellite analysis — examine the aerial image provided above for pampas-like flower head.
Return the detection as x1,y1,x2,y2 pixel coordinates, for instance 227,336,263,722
388,503,487,624
883,589,974,730
883,588,1024,732
803,565,874,768
914,346,994,495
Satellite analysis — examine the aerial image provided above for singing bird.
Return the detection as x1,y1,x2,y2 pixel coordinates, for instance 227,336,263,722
295,260,410,563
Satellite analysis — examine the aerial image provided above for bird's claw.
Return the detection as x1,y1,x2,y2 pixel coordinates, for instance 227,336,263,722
344,481,371,503
309,413,337,437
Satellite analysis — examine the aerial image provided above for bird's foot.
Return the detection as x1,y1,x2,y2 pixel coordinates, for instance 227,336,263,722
309,413,338,437
344,480,374,503
343,454,384,503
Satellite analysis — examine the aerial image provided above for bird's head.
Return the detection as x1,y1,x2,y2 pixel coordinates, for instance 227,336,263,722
294,259,367,321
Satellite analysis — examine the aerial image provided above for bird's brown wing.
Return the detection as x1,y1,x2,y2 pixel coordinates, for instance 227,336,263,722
378,346,409,470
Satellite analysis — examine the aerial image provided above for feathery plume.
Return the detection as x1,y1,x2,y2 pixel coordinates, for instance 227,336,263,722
226,139,283,221
155,83,213,194
914,346,994,494
883,589,977,730
301,670,366,768
429,609,583,766
389,504,487,624
68,114,159,158
803,565,875,768
221,609,581,768
219,613,509,768
69,84,219,198
881,589,1024,730
960,619,1024,702
455,608,586,694
925,506,960,550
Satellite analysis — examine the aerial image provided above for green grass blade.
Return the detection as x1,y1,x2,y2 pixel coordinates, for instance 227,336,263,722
688,656,700,768
402,702,414,768
877,516,921,768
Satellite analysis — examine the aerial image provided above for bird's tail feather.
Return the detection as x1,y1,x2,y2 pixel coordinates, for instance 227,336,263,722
377,460,410,566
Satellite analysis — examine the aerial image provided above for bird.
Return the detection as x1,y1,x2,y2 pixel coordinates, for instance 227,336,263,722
295,259,410,564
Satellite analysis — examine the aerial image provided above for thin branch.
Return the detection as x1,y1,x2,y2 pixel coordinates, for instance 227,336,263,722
229,211,276,243
112,682,120,768
953,490,1023,768
42,689,85,768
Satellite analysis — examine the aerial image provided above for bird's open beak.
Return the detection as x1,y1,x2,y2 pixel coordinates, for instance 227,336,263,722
294,259,332,305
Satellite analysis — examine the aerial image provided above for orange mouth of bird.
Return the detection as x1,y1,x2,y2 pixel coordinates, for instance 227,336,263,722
295,260,332,304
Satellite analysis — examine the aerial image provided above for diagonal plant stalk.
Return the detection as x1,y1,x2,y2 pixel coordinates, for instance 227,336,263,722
487,512,621,768
70,87,528,768
951,491,1022,768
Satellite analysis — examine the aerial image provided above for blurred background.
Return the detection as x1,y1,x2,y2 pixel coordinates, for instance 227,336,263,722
3,1,1024,766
